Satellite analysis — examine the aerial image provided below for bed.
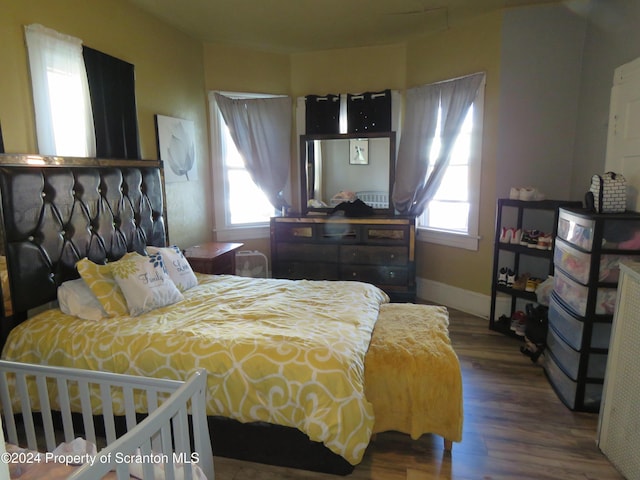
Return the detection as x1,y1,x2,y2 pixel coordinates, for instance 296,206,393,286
0,154,463,474
0,359,214,479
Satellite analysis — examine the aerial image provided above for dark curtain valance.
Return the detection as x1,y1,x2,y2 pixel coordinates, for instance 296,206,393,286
305,94,340,134
83,47,140,159
347,89,391,133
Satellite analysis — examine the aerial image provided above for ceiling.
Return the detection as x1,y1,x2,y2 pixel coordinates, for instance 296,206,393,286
126,0,568,54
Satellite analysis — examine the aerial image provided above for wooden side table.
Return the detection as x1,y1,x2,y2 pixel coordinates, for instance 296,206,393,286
184,242,244,275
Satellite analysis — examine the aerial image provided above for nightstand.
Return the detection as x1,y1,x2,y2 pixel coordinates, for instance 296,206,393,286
184,242,244,275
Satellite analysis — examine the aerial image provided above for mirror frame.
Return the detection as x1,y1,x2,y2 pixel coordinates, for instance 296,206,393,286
300,131,396,215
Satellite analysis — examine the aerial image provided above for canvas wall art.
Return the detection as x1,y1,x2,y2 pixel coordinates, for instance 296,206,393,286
155,114,198,182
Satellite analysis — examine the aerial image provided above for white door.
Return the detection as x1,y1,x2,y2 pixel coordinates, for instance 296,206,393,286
605,56,640,212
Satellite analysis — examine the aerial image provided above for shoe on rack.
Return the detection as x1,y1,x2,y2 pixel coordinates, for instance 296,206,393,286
499,227,513,243
518,187,546,201
510,228,522,245
498,267,508,286
537,233,552,250
527,229,541,248
494,314,511,331
507,269,516,288
509,187,521,200
510,310,527,334
512,272,530,290
520,230,532,247
525,277,542,292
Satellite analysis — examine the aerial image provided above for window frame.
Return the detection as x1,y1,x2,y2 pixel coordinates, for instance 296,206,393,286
416,77,485,251
208,91,284,241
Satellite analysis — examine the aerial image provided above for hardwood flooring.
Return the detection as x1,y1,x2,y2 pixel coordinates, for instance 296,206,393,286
213,308,624,479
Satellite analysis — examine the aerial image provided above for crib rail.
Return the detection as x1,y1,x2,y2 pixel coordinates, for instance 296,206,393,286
0,360,214,479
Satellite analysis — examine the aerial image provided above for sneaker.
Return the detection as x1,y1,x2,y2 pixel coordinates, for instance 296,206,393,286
499,227,513,243
514,318,528,336
510,310,527,333
498,267,508,286
507,269,516,288
512,272,530,290
509,187,521,199
537,234,552,250
510,228,522,245
518,187,546,201
527,229,541,248
525,277,542,292
520,230,532,247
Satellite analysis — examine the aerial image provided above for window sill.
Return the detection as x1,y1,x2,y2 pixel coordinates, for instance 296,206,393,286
214,224,270,242
417,227,480,251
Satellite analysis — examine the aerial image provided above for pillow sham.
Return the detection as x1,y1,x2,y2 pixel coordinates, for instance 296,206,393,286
146,245,198,292
57,278,107,321
110,252,184,317
76,254,138,317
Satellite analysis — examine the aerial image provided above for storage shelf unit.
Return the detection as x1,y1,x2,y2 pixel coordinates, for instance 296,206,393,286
489,199,581,337
545,207,640,412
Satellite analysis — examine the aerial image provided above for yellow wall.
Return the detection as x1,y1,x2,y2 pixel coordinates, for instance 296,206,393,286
1,2,502,297
406,13,502,295
0,0,210,249
290,43,406,97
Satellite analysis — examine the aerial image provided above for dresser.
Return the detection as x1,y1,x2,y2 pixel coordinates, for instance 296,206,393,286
545,207,640,412
270,216,416,302
184,242,244,275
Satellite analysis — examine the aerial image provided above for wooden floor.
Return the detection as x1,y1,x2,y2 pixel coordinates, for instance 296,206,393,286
213,308,624,479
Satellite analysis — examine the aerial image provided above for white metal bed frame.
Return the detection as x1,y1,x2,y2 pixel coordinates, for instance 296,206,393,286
0,360,214,479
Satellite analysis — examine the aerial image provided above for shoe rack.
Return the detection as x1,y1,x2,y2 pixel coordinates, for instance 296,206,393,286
489,198,581,337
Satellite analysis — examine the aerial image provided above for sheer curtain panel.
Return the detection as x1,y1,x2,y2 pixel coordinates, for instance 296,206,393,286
393,73,485,216
214,93,292,210
24,24,96,157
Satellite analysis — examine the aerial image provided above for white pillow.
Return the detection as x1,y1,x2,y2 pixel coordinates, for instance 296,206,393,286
146,245,198,292
57,279,108,321
110,252,184,316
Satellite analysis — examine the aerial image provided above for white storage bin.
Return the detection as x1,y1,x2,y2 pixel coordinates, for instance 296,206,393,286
549,293,612,350
554,238,634,284
547,324,608,381
544,351,602,410
553,270,617,317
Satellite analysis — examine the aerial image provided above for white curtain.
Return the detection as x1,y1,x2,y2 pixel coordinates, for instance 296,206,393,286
214,93,291,209
24,24,95,157
392,73,485,216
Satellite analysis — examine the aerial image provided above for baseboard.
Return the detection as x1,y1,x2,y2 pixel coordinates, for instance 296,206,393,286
416,277,511,320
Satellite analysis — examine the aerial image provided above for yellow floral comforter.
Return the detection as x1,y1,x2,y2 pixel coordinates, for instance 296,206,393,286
1,274,390,465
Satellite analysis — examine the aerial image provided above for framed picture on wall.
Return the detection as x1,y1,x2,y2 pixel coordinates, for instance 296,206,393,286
349,138,368,165
155,114,198,182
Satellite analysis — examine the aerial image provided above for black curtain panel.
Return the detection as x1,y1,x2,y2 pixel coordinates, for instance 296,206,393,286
346,89,391,133
305,94,340,134
83,46,140,159
0,121,4,153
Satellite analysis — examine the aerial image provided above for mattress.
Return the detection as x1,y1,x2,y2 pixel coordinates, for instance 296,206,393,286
1,274,390,465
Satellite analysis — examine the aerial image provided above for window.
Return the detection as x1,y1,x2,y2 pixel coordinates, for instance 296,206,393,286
24,24,95,157
209,92,277,240
417,79,485,251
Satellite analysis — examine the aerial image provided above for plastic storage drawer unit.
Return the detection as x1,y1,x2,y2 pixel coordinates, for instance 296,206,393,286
553,238,632,284
544,351,602,411
546,324,608,380
553,269,617,316
548,293,612,351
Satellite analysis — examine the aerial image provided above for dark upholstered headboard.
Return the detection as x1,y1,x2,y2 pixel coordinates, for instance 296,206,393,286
0,155,167,319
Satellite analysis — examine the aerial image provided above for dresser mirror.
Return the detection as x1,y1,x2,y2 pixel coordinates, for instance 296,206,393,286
300,131,396,215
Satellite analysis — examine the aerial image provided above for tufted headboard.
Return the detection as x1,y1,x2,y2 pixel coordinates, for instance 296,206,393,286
0,155,167,320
